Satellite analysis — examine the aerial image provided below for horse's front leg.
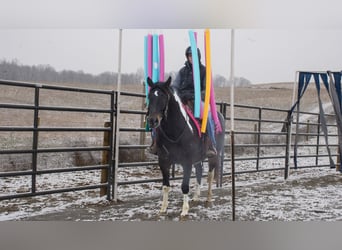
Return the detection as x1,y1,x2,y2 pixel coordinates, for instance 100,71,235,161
181,164,192,217
207,170,214,203
207,157,218,203
159,160,171,214
193,162,203,201
160,185,170,214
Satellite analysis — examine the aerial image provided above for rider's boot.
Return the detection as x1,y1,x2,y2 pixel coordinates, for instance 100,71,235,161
149,138,158,155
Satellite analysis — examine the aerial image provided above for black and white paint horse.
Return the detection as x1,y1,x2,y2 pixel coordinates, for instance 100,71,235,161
146,77,225,216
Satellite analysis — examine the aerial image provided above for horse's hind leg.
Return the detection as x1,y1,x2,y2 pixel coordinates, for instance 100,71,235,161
160,185,170,214
193,162,202,201
207,157,218,203
180,164,192,217
207,170,214,203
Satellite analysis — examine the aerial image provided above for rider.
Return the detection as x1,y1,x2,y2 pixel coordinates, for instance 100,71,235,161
171,46,217,157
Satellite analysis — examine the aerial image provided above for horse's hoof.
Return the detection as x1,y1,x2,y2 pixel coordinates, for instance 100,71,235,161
159,209,167,215
180,216,188,221
180,210,189,217
205,200,213,208
180,214,189,221
192,195,201,202
191,199,201,206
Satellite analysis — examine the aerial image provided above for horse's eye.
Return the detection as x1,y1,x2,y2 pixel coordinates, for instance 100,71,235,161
154,90,159,97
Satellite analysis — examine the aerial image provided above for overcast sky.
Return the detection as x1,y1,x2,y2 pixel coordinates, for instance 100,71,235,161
0,1,342,84
1,29,342,84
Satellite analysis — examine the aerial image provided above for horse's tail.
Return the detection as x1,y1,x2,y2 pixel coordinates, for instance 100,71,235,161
215,112,225,153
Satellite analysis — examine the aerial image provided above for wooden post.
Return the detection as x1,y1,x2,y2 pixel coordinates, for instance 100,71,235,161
140,83,146,161
100,121,111,197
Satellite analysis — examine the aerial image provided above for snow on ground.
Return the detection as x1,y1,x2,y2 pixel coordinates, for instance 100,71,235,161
1,130,342,221
1,163,341,221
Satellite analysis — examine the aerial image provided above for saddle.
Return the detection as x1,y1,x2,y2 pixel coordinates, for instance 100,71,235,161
182,101,217,158
182,103,202,138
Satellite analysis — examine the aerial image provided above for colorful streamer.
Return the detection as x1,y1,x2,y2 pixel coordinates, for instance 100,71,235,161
143,36,149,103
159,34,165,81
201,29,212,133
152,34,159,82
144,33,165,105
147,34,153,79
188,30,201,118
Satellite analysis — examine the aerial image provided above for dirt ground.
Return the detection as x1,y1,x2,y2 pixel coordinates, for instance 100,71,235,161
16,168,342,221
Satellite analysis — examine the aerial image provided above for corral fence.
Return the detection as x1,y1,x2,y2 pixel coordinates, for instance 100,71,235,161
0,80,115,201
0,79,339,201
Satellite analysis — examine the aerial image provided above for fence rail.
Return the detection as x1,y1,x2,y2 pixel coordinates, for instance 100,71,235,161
0,79,339,201
0,79,115,201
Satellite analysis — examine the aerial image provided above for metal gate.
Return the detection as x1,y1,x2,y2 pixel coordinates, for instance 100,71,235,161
0,79,116,201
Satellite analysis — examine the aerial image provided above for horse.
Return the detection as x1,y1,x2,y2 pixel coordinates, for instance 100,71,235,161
146,76,225,217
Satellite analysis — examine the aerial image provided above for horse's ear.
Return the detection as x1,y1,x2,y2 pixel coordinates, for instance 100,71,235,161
165,76,172,87
147,77,154,88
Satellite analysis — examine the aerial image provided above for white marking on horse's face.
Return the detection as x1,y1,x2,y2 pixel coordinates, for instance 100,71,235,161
154,90,159,97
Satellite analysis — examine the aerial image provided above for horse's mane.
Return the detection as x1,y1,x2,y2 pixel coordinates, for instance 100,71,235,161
169,87,194,133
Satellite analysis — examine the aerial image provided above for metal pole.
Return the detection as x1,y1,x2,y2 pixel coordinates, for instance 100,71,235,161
32,85,40,194
284,118,292,179
230,29,236,221
256,107,262,171
291,71,299,108
230,29,235,132
285,71,299,177
315,114,321,166
328,72,341,171
108,91,115,200
219,103,226,188
113,28,123,201
231,130,235,221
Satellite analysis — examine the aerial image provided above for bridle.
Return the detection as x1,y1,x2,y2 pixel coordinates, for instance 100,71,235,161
147,85,188,144
147,85,171,123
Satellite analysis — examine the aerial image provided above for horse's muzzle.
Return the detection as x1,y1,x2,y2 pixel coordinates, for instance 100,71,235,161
148,114,162,129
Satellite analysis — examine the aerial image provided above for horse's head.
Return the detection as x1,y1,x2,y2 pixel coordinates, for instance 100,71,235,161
146,76,172,129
